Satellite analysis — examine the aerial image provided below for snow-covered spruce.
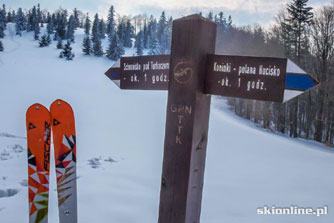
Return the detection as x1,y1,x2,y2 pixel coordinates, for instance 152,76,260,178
59,40,74,60
67,15,75,42
56,38,63,49
15,8,26,36
39,34,51,47
136,31,143,56
0,5,6,38
105,33,124,60
92,36,103,56
106,6,115,38
0,40,3,51
84,14,91,35
82,36,92,55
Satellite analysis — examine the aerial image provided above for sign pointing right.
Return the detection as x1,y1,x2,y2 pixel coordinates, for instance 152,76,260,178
205,55,319,103
284,59,319,101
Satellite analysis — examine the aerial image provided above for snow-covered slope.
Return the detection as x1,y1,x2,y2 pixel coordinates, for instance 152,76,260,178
0,24,334,223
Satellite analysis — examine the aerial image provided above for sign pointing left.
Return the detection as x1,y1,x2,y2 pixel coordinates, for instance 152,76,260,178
105,60,121,87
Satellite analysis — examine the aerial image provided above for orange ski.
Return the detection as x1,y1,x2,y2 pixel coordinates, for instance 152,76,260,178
26,104,51,223
50,99,77,223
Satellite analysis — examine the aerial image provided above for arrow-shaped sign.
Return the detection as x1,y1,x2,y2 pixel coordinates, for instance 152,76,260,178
104,55,319,103
105,60,120,80
105,60,120,87
283,59,319,102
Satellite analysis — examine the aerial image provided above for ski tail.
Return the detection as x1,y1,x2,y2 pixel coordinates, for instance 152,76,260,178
26,104,51,223
50,99,77,223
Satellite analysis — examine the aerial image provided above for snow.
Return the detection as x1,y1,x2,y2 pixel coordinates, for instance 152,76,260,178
1,23,334,223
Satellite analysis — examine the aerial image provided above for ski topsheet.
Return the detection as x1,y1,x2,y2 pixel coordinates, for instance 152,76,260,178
26,104,51,223
50,99,77,223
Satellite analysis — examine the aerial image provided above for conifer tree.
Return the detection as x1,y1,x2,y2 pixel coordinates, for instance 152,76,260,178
67,15,75,42
82,36,92,55
207,12,213,21
0,40,3,51
28,6,38,32
136,31,143,56
217,12,227,26
0,4,7,29
227,16,232,29
84,14,91,35
124,19,133,47
34,24,40,40
0,25,4,38
46,21,54,34
11,10,16,22
107,6,115,37
46,12,51,23
73,8,80,29
37,4,41,25
39,34,50,47
46,35,51,45
56,12,67,40
92,36,103,56
284,0,313,60
157,11,166,45
106,33,124,60
26,11,32,31
149,37,160,55
6,11,12,23
148,32,160,55
92,13,100,42
0,6,6,38
51,13,56,29
59,40,75,60
46,13,54,34
99,19,106,39
143,21,150,48
283,0,313,139
57,38,63,49
147,16,157,49
54,31,59,41
165,16,173,52
117,21,125,45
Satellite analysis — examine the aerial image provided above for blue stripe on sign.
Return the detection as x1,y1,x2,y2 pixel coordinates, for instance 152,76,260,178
106,73,120,80
285,73,315,91
110,73,120,79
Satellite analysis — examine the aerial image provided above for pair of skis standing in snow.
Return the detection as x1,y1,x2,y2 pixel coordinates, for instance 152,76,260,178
26,99,77,223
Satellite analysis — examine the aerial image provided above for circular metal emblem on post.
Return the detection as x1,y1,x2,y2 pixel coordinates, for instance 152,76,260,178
174,62,193,84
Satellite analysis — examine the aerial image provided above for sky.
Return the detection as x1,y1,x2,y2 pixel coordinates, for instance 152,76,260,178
2,0,333,27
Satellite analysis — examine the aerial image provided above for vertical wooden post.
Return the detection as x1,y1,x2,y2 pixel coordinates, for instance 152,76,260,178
158,15,217,223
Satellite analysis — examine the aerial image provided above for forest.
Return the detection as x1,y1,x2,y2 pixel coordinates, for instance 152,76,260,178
0,0,333,145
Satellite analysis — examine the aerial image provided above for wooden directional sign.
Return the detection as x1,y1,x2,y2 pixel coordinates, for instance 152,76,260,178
103,14,320,223
106,55,318,102
205,56,319,102
205,55,286,102
120,55,170,90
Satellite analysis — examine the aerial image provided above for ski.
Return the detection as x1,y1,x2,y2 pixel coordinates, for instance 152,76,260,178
26,104,51,223
50,99,78,223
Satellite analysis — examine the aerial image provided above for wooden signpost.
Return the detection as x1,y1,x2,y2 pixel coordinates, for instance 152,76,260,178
106,56,318,102
104,14,319,223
